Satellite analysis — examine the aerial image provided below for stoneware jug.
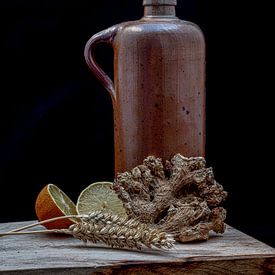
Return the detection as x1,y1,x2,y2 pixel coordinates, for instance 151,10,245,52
85,0,205,174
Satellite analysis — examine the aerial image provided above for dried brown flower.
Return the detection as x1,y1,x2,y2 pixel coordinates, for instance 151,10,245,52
113,154,228,242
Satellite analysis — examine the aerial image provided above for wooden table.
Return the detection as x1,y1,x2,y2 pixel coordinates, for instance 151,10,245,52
0,221,274,274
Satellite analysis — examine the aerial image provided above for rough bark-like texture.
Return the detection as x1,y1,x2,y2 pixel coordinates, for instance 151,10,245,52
113,154,228,242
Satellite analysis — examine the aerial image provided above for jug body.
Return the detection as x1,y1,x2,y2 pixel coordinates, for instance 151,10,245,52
112,18,205,173
85,1,205,174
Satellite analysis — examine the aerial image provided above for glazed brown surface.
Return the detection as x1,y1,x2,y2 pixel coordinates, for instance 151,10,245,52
85,2,205,174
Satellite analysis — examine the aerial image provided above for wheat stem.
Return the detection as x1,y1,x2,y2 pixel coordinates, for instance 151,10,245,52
0,212,175,250
5,215,81,234
0,230,59,236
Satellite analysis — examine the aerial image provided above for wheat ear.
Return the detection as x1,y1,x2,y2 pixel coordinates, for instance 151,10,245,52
0,212,175,250
64,214,175,249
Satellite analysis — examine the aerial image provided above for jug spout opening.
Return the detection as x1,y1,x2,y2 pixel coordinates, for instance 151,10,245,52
143,0,177,5
143,0,177,18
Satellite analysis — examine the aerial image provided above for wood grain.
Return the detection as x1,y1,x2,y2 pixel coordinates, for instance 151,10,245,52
0,222,274,274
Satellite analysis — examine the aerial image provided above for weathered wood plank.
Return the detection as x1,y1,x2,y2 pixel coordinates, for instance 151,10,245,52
0,222,274,274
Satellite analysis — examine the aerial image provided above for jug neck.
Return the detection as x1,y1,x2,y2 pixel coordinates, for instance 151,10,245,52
143,0,177,18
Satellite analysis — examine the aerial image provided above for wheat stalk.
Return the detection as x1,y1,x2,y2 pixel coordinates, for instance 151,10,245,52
65,216,174,249
0,211,175,250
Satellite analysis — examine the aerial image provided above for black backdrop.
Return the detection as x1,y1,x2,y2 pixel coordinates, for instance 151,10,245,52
0,0,274,247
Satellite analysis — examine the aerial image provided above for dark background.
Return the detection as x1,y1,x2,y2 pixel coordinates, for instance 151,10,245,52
0,0,274,247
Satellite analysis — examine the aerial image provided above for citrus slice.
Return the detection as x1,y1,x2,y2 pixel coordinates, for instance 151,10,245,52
35,184,77,229
76,181,127,217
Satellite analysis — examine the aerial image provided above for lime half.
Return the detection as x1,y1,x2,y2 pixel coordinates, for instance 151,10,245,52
76,182,127,217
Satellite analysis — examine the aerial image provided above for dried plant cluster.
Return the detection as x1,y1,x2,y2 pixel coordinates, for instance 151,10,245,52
0,154,227,249
114,154,228,242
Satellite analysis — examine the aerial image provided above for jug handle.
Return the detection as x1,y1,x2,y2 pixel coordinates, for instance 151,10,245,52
84,25,119,102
